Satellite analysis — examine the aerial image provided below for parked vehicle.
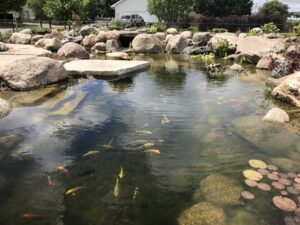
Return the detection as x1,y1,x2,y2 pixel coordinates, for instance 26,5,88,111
120,14,144,27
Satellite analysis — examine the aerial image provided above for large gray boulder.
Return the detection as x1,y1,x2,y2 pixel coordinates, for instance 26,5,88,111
256,54,278,70
180,31,192,39
35,38,62,51
9,33,31,44
82,34,97,48
0,42,9,52
236,36,285,64
271,71,300,108
166,35,189,54
132,33,164,54
0,57,67,91
57,42,90,59
286,45,300,57
106,39,119,52
104,30,120,40
166,28,178,35
19,28,32,35
192,32,211,46
91,42,106,52
263,107,289,123
0,98,12,118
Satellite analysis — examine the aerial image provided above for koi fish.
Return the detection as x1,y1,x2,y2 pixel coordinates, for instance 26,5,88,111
139,142,155,149
23,213,40,220
65,186,84,196
143,149,161,155
57,166,69,173
161,115,170,125
132,186,139,202
47,175,55,186
83,151,99,157
118,166,125,179
143,123,149,128
136,130,153,135
113,177,119,198
102,139,113,149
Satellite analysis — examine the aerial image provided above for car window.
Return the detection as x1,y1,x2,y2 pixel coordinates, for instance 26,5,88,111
121,15,130,19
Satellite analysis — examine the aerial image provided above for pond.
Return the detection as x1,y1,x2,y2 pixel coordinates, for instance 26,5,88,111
0,55,300,225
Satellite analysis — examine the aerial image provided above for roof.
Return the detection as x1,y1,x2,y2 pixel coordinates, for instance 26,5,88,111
111,0,126,9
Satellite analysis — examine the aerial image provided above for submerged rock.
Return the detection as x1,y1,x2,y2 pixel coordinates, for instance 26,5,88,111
271,158,300,172
0,57,67,91
0,98,12,118
194,174,243,205
263,107,289,123
178,202,226,225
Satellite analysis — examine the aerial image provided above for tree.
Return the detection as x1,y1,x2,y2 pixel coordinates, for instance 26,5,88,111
87,0,117,19
194,0,253,17
148,0,192,23
43,0,89,28
258,0,289,22
0,0,26,13
27,0,48,27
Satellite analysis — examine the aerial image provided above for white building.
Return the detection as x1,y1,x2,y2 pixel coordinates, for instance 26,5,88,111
111,0,158,23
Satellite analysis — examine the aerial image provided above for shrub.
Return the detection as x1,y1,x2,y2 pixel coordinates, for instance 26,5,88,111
149,25,158,33
294,24,300,34
109,20,125,30
212,28,228,33
0,32,12,42
261,22,280,33
187,25,199,32
216,39,229,57
32,27,51,34
248,29,258,36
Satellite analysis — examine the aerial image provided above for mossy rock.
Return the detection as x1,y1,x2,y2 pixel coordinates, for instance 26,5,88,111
178,202,226,225
193,174,243,205
271,158,300,172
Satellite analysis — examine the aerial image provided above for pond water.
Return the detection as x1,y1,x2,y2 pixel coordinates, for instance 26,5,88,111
0,55,300,225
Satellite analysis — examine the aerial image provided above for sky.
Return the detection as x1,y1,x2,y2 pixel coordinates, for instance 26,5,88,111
253,0,300,12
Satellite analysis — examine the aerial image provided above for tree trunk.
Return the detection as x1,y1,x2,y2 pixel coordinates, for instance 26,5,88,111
39,19,43,28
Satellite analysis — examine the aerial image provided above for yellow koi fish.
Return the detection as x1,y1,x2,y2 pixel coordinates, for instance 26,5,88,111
144,149,161,155
139,142,155,149
118,166,125,179
65,186,84,195
113,177,119,197
102,139,114,149
136,130,153,135
132,186,139,202
83,151,99,157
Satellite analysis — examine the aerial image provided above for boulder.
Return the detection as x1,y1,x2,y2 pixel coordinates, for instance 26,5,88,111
96,31,106,42
68,30,78,37
19,28,32,34
105,30,120,40
212,33,238,51
230,64,245,72
57,42,90,59
209,37,230,56
31,35,44,44
264,33,281,39
0,57,67,90
271,72,300,107
106,52,129,60
182,46,211,55
178,202,226,225
91,42,106,52
256,54,276,70
82,34,97,48
132,33,164,54
180,31,192,39
192,32,211,46
0,42,9,52
154,32,166,41
9,33,31,44
250,27,263,35
166,35,189,54
0,98,12,118
80,26,97,37
238,33,248,38
236,36,285,64
35,38,62,51
263,107,289,123
106,39,119,52
166,28,178,35
286,45,300,57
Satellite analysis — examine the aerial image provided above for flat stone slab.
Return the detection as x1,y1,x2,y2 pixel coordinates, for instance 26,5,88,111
1,44,50,56
64,60,150,76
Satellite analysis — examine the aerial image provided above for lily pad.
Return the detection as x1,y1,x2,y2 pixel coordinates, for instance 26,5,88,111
273,196,297,212
245,179,257,187
287,186,300,195
249,159,267,169
257,168,269,176
279,173,289,179
294,178,300,184
241,191,255,200
294,184,300,190
288,172,297,178
267,164,278,171
268,173,279,180
279,178,292,186
257,183,271,191
272,182,285,190
243,170,263,181
281,191,288,196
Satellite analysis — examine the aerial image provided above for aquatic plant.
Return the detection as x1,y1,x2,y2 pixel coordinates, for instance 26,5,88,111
191,53,215,60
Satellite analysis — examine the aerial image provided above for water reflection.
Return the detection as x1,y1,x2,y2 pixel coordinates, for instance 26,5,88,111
0,56,299,225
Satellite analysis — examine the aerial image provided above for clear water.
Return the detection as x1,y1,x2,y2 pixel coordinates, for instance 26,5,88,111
0,55,300,225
